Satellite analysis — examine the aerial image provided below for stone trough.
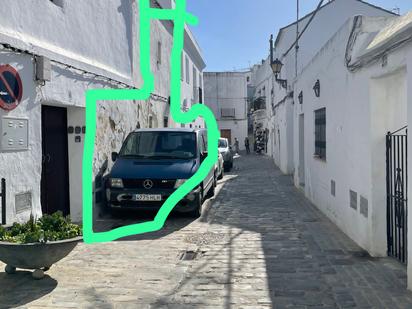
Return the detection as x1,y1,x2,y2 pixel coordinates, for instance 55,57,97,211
0,237,82,279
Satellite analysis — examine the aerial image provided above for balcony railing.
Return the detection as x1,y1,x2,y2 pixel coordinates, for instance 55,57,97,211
252,96,266,111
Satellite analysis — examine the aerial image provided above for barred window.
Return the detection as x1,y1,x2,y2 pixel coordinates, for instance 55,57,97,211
185,56,190,84
314,108,326,160
221,108,236,118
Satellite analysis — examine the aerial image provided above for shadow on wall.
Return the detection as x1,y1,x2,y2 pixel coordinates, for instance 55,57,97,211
117,0,134,76
93,159,108,220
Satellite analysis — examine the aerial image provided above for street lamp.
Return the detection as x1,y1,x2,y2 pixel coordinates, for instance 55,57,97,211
298,91,303,104
269,35,287,89
313,79,320,97
270,58,283,76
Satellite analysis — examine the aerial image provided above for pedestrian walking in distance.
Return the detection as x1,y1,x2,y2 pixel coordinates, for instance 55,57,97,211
234,138,240,155
245,137,250,154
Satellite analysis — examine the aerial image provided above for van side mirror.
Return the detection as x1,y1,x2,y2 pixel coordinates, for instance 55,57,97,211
111,152,119,162
200,151,208,162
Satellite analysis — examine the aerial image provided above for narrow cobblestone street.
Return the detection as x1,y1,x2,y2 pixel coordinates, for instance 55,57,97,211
2,155,412,308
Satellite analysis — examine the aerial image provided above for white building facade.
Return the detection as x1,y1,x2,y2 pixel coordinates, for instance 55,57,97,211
258,0,412,280
0,0,205,224
204,71,250,149
253,0,396,175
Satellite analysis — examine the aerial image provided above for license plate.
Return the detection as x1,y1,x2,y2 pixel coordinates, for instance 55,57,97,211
135,194,162,201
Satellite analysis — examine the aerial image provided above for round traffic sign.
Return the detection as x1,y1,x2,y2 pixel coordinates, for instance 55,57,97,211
0,65,23,111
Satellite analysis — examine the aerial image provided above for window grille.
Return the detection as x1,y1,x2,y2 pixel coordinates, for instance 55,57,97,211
314,108,326,159
221,108,236,118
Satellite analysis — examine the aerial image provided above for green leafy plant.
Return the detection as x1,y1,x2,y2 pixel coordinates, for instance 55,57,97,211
0,211,82,244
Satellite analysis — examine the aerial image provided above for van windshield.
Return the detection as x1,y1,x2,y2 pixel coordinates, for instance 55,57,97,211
218,139,228,148
119,131,197,160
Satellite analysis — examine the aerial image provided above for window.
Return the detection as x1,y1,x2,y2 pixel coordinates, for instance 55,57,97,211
149,115,153,128
221,108,236,118
119,131,197,159
163,116,168,128
182,99,188,111
218,139,228,148
314,108,326,159
185,56,190,84
193,66,197,88
193,66,198,101
199,87,203,103
156,41,162,65
181,53,184,81
247,76,250,82
50,0,64,7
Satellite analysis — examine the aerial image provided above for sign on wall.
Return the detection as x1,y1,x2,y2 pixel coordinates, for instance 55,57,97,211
0,65,23,111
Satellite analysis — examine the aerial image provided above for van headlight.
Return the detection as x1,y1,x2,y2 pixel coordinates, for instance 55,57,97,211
174,179,187,189
110,178,124,188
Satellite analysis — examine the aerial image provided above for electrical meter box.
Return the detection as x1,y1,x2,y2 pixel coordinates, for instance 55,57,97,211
1,117,29,151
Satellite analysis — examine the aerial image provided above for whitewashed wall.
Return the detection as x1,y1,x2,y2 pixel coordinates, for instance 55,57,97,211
407,48,412,290
293,16,411,257
0,0,205,223
204,72,249,148
274,0,396,84
254,0,397,172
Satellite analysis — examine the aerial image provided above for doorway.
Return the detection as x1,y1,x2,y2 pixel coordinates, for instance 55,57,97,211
220,129,232,145
41,105,70,216
299,114,305,187
386,126,407,264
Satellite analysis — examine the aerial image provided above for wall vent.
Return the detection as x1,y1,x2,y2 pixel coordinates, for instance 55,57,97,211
350,190,357,210
15,192,32,214
360,196,368,218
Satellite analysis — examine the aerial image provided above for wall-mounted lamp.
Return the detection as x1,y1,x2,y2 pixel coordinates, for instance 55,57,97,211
313,80,320,97
270,35,287,89
298,91,303,104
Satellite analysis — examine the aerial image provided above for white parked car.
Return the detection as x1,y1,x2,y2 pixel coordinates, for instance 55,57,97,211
218,138,233,172
215,152,224,180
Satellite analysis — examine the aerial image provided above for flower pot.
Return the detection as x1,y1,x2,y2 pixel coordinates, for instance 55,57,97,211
0,236,82,279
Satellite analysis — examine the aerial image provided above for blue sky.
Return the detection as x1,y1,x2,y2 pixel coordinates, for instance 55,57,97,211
187,0,412,72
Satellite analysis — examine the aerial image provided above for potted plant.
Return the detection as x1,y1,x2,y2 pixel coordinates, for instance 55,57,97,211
0,211,82,279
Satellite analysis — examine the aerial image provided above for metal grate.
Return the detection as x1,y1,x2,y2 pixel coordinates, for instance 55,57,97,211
0,178,5,225
221,108,236,118
179,250,197,261
360,196,368,218
122,179,175,189
350,190,357,210
386,127,408,264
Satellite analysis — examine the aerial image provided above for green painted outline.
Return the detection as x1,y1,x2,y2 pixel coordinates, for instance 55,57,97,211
82,0,219,244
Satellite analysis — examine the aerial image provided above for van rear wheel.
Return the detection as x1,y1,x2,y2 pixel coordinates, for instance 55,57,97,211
188,189,203,218
207,174,217,198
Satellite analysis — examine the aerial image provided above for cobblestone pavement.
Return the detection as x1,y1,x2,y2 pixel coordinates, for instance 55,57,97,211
1,154,412,308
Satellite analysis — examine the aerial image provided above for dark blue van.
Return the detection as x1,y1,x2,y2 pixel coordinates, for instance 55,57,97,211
106,128,216,217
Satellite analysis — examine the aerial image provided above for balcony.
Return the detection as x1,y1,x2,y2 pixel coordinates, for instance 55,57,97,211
251,96,266,111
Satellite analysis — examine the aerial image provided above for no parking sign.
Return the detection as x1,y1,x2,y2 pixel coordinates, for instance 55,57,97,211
0,65,23,111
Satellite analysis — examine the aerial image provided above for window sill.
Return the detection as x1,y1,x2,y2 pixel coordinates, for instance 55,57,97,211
313,155,326,162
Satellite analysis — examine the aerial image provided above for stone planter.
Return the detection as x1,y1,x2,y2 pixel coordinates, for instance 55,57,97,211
0,237,82,279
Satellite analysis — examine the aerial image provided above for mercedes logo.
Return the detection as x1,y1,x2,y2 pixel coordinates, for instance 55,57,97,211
143,179,153,190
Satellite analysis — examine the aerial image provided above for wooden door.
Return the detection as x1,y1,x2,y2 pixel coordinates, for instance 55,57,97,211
220,129,232,145
41,105,70,215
